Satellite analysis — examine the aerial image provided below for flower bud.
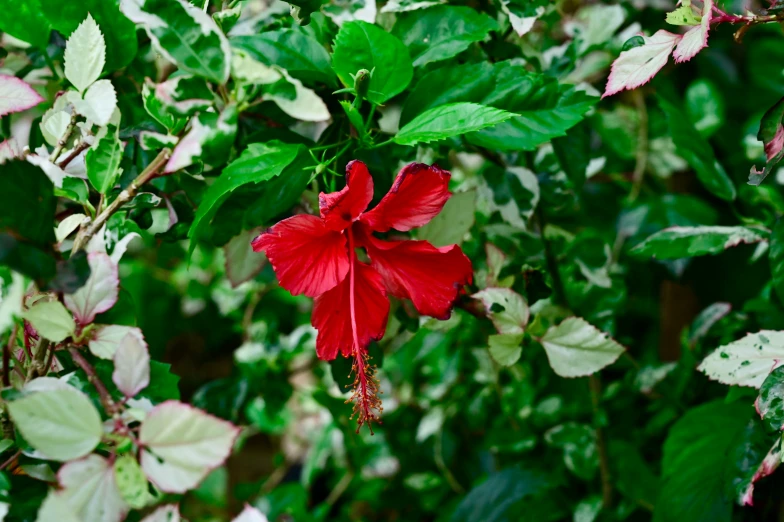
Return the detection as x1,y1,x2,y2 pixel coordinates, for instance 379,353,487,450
353,69,371,99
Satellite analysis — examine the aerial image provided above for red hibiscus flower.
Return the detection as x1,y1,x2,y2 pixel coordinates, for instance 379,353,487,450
251,160,473,430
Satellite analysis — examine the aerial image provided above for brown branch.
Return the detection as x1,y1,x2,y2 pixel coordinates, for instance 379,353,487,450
590,375,613,508
72,148,171,253
25,339,51,381
58,141,91,169
68,347,118,415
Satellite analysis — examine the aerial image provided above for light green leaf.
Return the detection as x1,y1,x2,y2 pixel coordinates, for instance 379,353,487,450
417,190,476,246
41,112,71,147
114,454,152,509
659,96,736,200
472,288,529,335
332,21,413,104
139,401,239,493
540,317,625,377
231,29,335,87
58,454,129,522
630,226,769,259
86,125,123,194
698,330,784,388
394,102,513,146
36,492,80,522
392,5,498,67
121,0,231,84
89,325,145,360
64,14,106,93
72,80,117,126
666,1,701,26
7,387,103,461
24,300,75,343
488,333,524,366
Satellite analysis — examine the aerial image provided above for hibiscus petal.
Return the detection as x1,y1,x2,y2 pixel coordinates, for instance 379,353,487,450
311,261,389,360
251,214,349,297
360,229,472,319
319,160,374,231
360,163,451,232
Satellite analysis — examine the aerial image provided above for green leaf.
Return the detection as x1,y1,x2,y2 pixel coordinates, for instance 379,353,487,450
7,387,103,461
488,333,524,367
114,454,152,509
468,75,597,151
630,226,769,259
698,330,784,388
392,5,498,67
39,0,138,72
224,228,266,288
86,125,123,194
539,317,625,378
685,80,725,138
231,30,335,87
63,14,105,93
165,106,238,173
665,3,701,25
749,96,784,186
394,102,513,146
122,0,231,84
552,121,591,188
23,300,75,343
400,61,495,126
0,1,51,48
654,401,751,522
188,141,306,255
450,468,563,522
404,62,596,151
285,0,328,24
417,190,476,246
339,100,370,144
332,21,413,105
544,423,598,480
659,96,736,201
772,218,784,305
0,161,56,247
758,367,784,431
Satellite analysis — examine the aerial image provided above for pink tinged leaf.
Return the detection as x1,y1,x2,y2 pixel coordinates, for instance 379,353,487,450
57,454,129,522
766,124,784,161
0,75,44,117
139,401,240,493
89,325,144,359
233,505,270,522
112,333,150,397
672,0,713,63
602,30,682,98
140,505,181,522
0,138,21,163
64,253,119,325
740,441,781,506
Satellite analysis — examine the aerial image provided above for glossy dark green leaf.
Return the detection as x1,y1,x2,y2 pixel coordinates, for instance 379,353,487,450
659,96,736,200
552,121,591,188
630,226,769,259
0,161,56,247
392,5,498,67
749,96,784,186
0,0,51,48
758,366,784,431
394,103,513,146
188,141,306,254
231,30,335,87
654,401,751,522
331,21,413,104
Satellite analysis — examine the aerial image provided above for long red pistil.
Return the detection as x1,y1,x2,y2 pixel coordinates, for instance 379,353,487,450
346,226,381,433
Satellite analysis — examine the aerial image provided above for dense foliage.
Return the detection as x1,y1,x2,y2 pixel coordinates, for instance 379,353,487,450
1,0,784,521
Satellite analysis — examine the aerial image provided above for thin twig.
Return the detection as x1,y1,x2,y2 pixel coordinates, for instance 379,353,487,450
25,339,51,381
589,375,613,508
58,141,91,169
68,347,118,415
628,90,649,202
0,450,21,471
49,113,78,163
435,429,464,493
325,472,354,507
72,148,171,253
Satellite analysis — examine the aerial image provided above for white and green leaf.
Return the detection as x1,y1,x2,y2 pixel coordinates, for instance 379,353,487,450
64,15,106,93
539,317,625,378
698,331,784,388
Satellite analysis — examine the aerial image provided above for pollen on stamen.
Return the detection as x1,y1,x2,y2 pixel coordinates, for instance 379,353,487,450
346,350,383,434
